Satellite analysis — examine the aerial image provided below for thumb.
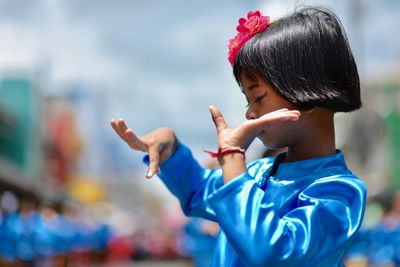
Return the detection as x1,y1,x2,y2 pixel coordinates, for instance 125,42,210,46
209,105,228,134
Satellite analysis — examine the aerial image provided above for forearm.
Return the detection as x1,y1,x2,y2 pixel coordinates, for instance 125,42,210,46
144,143,222,220
220,153,247,183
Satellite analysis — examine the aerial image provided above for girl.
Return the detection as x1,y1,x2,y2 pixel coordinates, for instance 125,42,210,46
111,7,367,267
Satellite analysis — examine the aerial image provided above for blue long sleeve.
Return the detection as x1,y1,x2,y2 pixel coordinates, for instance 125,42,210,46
144,143,367,267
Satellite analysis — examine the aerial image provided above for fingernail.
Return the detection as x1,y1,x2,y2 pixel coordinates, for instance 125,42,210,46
147,170,153,178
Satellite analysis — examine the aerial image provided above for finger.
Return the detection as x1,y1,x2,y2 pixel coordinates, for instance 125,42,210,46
125,129,148,152
111,119,148,152
260,110,301,123
117,119,128,134
246,109,288,122
267,108,289,115
246,110,301,129
111,119,129,141
259,110,301,123
209,105,228,134
146,144,161,178
112,118,130,141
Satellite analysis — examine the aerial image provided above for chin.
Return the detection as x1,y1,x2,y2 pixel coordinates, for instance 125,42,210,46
257,135,286,150
257,136,275,149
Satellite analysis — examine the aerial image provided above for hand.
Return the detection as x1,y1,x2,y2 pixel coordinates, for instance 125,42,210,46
110,119,178,178
209,106,301,150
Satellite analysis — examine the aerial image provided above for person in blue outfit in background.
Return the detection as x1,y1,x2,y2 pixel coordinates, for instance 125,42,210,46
366,192,400,267
0,192,19,267
111,7,367,267
182,217,219,267
14,199,38,267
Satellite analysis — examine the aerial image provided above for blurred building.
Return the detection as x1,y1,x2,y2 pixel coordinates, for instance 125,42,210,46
0,74,48,201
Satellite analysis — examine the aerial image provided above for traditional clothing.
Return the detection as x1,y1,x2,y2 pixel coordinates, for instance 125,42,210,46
144,143,367,267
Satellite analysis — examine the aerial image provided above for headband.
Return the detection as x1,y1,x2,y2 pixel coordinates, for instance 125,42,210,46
227,11,270,66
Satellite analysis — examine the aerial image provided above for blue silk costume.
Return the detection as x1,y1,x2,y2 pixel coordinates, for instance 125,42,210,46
144,143,367,267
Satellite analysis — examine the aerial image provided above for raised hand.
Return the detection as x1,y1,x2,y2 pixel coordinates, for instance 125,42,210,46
209,106,301,151
110,119,178,178
209,106,300,182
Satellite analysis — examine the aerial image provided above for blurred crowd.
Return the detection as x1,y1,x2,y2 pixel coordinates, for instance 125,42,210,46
0,190,197,267
0,191,219,267
344,192,400,267
0,191,112,267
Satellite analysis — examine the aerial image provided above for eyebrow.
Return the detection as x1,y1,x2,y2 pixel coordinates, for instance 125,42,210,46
241,83,260,94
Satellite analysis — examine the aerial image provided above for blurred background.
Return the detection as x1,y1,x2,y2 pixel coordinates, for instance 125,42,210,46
0,0,399,266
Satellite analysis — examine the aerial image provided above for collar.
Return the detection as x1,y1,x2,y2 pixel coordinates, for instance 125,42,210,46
265,150,350,180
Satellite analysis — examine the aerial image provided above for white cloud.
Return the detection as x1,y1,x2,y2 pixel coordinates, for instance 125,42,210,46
258,0,331,19
0,22,41,69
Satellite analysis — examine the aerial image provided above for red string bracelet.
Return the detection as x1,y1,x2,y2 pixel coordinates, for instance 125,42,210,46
203,146,245,160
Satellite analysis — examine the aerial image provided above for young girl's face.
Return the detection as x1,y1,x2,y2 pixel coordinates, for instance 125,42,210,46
240,73,300,149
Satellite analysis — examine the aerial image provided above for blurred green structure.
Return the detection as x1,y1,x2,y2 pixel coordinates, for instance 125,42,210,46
0,78,36,167
384,83,400,193
0,76,42,198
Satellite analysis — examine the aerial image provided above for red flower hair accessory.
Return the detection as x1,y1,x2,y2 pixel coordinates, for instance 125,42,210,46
228,10,270,66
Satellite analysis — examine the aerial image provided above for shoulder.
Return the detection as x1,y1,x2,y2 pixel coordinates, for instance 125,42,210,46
300,174,367,209
297,175,367,235
307,174,366,194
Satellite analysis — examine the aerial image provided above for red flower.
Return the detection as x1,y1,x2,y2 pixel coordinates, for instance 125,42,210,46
228,11,270,66
228,33,250,66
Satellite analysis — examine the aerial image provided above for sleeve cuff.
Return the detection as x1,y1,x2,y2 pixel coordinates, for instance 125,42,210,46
142,142,192,173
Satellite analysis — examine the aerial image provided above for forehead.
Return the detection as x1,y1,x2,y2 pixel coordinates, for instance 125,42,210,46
239,72,271,94
239,73,259,89
239,71,259,86
239,73,291,105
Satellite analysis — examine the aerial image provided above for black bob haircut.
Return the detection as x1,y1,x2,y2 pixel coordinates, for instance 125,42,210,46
233,7,361,112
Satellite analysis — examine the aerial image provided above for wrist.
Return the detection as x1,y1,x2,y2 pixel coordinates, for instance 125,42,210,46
203,145,247,183
220,153,246,183
218,146,245,162
219,151,245,164
204,146,245,160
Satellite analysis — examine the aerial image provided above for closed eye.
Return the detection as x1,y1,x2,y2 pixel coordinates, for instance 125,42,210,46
245,92,267,108
255,92,267,103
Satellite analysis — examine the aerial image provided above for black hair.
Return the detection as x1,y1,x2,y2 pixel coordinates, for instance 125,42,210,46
233,7,361,112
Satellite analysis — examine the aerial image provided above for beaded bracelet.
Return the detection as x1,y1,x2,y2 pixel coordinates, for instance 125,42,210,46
204,146,245,160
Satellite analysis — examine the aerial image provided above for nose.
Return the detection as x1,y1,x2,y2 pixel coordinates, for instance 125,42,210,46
245,108,258,120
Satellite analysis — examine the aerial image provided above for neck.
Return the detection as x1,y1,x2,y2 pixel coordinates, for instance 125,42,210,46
285,111,336,162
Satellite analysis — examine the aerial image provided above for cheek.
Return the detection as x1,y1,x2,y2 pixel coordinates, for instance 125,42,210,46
258,122,296,147
257,125,281,145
